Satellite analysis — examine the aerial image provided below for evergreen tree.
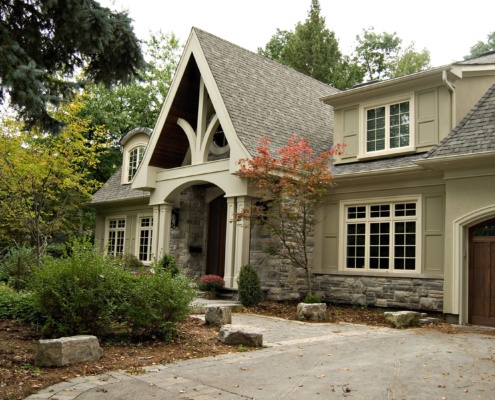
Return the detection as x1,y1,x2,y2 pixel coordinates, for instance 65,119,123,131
258,0,363,90
0,0,145,132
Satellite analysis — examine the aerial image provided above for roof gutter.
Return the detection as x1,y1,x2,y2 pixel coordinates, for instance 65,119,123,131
442,70,456,130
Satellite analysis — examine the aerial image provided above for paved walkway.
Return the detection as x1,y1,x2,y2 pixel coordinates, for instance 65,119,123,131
26,306,495,399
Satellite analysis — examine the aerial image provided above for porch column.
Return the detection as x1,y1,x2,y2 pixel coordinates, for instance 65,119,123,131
233,196,251,289
224,197,237,288
155,202,173,259
151,206,160,260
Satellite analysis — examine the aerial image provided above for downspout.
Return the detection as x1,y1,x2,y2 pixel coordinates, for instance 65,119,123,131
443,70,456,130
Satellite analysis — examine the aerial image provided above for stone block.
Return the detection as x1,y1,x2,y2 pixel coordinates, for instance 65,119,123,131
296,303,327,321
217,325,263,347
35,335,103,367
384,311,420,328
420,297,438,310
350,294,367,306
205,306,232,327
376,298,388,307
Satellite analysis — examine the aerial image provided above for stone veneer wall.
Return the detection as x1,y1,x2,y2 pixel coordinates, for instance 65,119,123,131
249,225,307,301
313,275,444,311
249,225,444,311
169,187,208,279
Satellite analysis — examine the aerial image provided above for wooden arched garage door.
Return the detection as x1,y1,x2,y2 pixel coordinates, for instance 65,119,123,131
469,218,495,326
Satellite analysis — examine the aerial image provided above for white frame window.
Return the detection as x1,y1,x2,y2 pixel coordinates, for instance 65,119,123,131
127,146,145,182
107,218,126,256
340,196,421,273
136,215,153,263
360,95,414,157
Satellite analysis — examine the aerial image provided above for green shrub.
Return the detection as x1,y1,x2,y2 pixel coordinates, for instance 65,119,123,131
30,237,194,339
31,237,130,337
122,272,195,340
303,293,321,303
0,284,46,324
197,274,225,292
45,243,67,258
0,244,37,289
237,264,262,307
118,253,144,271
152,253,180,276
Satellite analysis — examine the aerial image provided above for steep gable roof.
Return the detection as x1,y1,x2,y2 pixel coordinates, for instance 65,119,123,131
424,83,495,159
193,28,339,155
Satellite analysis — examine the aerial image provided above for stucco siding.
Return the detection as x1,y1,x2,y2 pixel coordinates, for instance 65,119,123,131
442,172,495,314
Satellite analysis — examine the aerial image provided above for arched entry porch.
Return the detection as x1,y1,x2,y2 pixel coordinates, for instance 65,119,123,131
148,171,252,289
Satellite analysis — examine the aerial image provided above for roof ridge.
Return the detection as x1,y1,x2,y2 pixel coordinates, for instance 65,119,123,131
425,82,495,159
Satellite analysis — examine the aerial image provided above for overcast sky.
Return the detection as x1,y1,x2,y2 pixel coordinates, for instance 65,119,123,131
100,0,493,67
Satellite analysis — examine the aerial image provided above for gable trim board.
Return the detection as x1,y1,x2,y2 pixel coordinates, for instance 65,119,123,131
90,28,495,325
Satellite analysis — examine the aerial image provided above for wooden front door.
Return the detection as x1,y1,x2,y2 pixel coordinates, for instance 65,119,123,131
206,195,227,277
469,218,495,326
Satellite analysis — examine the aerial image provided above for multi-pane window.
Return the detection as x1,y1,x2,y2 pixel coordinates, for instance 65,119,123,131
138,217,153,262
366,101,410,152
127,146,145,182
345,202,418,271
107,219,126,256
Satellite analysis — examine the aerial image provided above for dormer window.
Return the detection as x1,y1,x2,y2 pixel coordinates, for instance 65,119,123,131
127,146,145,182
360,95,414,158
366,101,410,152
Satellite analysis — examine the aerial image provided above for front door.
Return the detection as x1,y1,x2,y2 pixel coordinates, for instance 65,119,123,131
206,195,227,277
469,218,495,326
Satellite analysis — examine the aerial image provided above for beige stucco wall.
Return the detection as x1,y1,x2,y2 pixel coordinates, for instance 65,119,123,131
313,172,445,277
455,76,495,127
442,169,495,315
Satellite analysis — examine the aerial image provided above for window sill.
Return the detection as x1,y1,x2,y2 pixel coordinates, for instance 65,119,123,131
357,147,416,161
312,269,443,280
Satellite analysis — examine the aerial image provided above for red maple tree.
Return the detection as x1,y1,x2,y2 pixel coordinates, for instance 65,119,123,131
236,135,344,296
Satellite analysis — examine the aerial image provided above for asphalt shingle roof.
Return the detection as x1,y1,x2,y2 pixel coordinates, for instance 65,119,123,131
91,168,150,204
333,153,426,176
456,50,495,65
193,28,339,155
425,83,495,159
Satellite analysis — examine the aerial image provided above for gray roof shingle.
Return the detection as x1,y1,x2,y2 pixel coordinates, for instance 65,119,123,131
456,50,495,65
333,153,426,176
194,28,339,155
91,168,150,204
425,83,495,159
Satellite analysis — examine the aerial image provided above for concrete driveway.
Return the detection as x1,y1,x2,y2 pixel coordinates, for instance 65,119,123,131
26,314,495,399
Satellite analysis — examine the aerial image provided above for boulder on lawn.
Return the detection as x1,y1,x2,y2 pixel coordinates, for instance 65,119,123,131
217,325,263,347
384,311,420,328
205,306,232,327
296,303,327,321
35,335,103,367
